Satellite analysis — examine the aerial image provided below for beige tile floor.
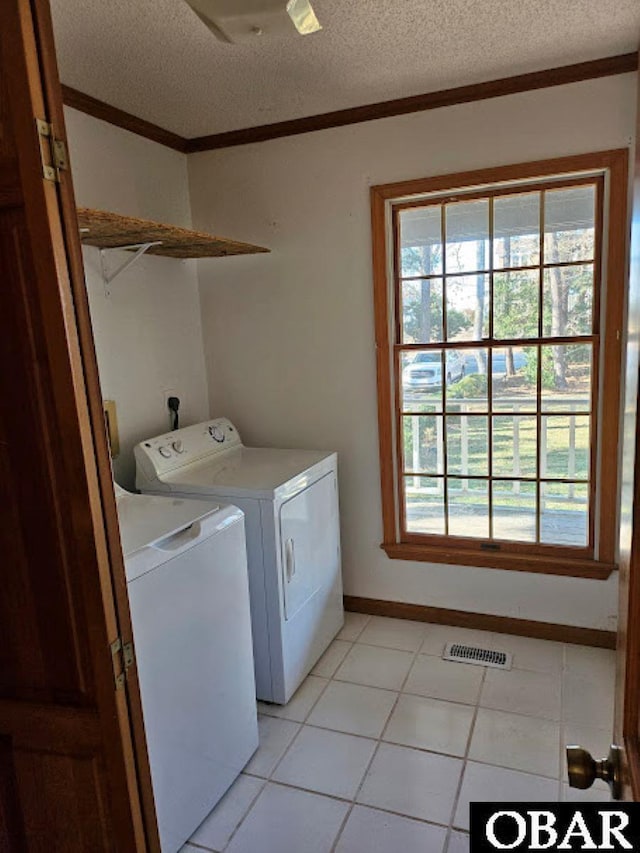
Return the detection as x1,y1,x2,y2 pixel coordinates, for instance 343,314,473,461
182,614,615,853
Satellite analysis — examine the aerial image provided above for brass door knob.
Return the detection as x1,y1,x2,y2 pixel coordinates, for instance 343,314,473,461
566,744,622,799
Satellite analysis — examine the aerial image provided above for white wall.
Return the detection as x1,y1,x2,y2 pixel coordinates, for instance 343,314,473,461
189,74,637,630
65,107,209,489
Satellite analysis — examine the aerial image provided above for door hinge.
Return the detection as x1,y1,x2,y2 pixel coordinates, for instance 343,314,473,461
110,636,135,691
36,118,68,183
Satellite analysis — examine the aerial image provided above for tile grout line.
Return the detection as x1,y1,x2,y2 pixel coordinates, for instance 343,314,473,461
248,630,565,823
260,632,566,706
217,780,267,852
242,735,562,782
331,678,563,720
558,642,568,801
220,674,335,852
259,686,566,728
328,628,428,852
244,614,414,846
236,625,384,853
443,633,569,842
311,639,354,679
189,777,266,853
262,776,456,827
262,673,334,780
444,664,488,849
213,622,578,851
337,613,371,644
249,625,403,783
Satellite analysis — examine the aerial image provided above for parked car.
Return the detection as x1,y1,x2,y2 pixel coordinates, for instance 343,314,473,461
403,351,465,390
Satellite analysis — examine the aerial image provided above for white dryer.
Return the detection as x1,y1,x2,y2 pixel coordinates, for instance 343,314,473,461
134,418,344,704
115,485,258,852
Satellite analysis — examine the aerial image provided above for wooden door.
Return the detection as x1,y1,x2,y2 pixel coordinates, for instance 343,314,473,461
0,0,159,849
614,52,640,800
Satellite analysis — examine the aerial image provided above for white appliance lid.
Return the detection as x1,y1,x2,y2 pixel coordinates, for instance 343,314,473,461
161,446,334,497
115,488,222,557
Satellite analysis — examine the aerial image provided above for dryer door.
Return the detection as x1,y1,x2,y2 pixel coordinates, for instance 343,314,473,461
279,471,339,621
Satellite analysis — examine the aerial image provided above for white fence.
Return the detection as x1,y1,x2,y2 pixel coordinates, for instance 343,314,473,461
409,397,588,507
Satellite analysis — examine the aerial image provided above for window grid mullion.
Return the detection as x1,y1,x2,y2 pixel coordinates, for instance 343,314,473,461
488,196,495,540
400,257,596,284
402,472,590,485
394,172,599,214
401,407,591,418
535,190,546,544
396,334,596,352
441,202,449,535
395,178,599,551
588,177,604,554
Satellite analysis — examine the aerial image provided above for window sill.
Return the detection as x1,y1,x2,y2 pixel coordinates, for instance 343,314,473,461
381,542,616,580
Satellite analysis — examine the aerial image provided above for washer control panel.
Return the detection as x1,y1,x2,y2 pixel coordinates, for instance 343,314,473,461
134,417,243,480
208,424,226,443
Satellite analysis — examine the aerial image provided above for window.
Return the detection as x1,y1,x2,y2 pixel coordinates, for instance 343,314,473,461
371,152,628,579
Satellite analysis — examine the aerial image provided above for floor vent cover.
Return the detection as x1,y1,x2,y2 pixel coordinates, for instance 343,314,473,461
443,642,512,670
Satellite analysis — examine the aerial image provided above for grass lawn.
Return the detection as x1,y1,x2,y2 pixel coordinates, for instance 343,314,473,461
403,410,589,483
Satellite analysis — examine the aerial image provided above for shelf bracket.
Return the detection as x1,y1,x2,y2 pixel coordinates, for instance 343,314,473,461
100,241,162,295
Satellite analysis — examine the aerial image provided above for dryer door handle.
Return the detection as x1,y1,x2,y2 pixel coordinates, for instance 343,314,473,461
285,538,296,582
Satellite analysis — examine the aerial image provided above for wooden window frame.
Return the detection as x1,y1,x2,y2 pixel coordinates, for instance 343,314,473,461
396,178,602,557
371,151,629,580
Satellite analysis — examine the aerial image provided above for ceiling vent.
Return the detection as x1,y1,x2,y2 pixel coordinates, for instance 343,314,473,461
184,0,322,43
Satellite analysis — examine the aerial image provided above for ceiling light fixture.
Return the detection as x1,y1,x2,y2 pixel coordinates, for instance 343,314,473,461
286,0,322,35
184,0,322,44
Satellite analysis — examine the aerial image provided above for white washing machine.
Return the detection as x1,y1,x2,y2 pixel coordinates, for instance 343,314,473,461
134,418,344,704
115,485,258,853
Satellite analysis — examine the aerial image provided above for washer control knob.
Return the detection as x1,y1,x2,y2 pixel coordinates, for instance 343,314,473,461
158,446,172,458
208,425,225,443
172,440,184,453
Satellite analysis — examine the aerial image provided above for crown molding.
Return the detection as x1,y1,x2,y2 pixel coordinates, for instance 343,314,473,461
62,52,638,154
61,85,189,152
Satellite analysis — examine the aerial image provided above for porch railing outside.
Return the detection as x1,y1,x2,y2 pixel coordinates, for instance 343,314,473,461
409,397,586,505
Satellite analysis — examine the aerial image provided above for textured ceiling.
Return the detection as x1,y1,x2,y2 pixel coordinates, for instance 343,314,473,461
50,0,640,138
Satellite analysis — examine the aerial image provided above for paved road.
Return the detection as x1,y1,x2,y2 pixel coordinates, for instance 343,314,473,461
462,351,526,376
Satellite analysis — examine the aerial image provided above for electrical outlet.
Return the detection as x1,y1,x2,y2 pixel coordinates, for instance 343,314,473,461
161,388,182,430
